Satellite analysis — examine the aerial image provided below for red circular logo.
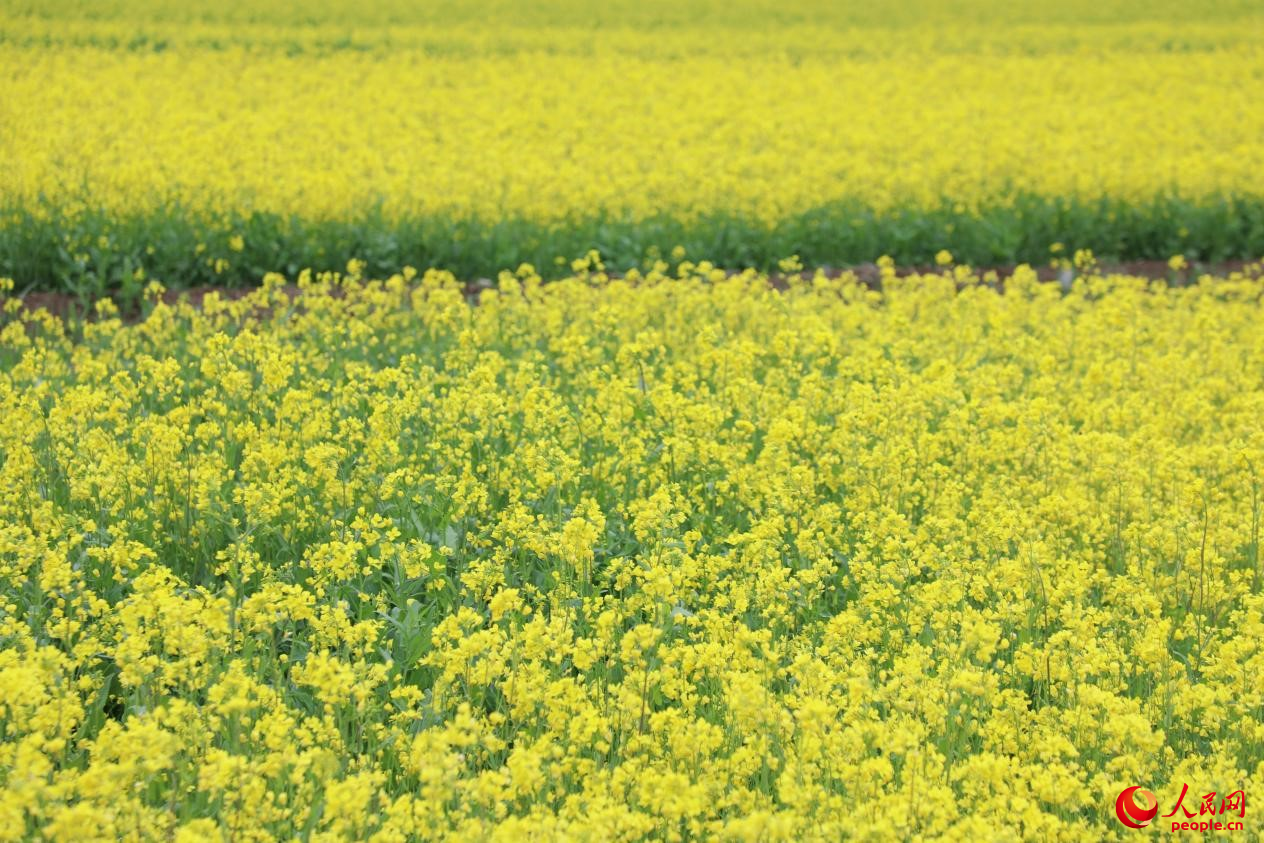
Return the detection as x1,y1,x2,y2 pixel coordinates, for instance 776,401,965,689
1115,786,1159,829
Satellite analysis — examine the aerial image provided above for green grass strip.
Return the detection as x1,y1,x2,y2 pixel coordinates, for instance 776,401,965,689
3,192,1263,297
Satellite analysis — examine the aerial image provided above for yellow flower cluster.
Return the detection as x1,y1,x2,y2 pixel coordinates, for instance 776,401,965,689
2,0,1262,225
2,261,1264,839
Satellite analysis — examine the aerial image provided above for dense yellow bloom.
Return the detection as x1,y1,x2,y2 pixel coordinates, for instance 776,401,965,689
2,261,1264,838
1,1,1262,227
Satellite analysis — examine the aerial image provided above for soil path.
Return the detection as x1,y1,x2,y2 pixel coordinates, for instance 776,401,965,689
12,260,1258,322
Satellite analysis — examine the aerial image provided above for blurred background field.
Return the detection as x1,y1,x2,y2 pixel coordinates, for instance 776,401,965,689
1,0,1262,294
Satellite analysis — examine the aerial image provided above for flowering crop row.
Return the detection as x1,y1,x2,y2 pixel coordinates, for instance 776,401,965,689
1,261,1263,839
2,0,1263,292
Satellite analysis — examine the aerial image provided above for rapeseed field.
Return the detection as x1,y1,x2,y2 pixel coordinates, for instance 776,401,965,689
3,1,1264,840
3,261,1264,839
1,0,1263,291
